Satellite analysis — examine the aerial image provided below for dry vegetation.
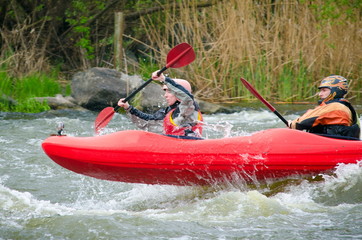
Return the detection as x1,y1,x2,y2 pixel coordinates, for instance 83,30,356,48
1,0,361,103
0,20,51,77
141,0,362,102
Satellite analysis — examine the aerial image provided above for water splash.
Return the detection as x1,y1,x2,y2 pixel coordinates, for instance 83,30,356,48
312,161,362,205
0,182,73,221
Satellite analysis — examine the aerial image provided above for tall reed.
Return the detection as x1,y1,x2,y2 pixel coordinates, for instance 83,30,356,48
0,17,51,78
140,0,362,103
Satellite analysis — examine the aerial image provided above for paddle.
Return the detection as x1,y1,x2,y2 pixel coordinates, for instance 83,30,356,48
240,78,289,126
94,43,196,133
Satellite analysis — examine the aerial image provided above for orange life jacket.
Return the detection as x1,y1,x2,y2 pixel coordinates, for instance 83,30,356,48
163,108,203,137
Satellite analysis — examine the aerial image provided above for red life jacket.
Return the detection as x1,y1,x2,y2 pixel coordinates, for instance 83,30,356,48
163,108,203,137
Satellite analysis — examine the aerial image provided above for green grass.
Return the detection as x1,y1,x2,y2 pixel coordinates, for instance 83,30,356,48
277,60,314,102
138,57,159,80
0,69,68,113
217,56,317,103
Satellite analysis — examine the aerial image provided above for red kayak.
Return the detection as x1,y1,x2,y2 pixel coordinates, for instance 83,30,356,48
41,128,362,186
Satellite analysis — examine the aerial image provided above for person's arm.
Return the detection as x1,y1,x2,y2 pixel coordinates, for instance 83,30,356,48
290,103,352,130
127,106,166,121
118,97,167,133
125,107,166,133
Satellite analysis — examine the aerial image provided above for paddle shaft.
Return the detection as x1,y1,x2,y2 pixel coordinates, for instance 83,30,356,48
114,66,167,112
274,110,288,126
240,78,289,126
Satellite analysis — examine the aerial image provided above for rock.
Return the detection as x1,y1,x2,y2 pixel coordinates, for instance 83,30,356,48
120,73,166,111
69,67,231,114
197,99,231,114
34,94,84,110
0,94,17,106
138,82,166,111
71,67,143,111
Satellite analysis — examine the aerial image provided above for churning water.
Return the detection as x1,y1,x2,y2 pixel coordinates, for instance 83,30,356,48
0,108,361,239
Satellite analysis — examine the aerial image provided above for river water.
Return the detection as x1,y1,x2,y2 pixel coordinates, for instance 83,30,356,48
1,107,361,240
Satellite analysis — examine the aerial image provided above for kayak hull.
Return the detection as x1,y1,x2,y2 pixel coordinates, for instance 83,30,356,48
42,128,362,186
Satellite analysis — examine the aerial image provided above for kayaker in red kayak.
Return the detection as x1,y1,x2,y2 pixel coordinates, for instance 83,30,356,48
288,75,360,138
117,70,203,138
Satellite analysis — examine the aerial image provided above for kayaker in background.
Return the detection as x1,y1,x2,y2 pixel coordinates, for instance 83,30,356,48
117,70,203,138
288,75,360,138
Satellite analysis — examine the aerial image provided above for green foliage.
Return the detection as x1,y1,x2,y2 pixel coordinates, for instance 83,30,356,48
15,74,60,99
138,57,159,80
216,55,315,103
0,69,64,113
278,61,313,102
11,99,51,113
65,84,72,96
309,0,362,23
65,0,106,60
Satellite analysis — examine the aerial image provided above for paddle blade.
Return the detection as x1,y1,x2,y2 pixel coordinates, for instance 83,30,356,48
166,42,195,68
240,78,276,112
94,107,116,133
241,78,289,126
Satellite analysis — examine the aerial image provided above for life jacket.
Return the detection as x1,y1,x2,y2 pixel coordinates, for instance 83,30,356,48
310,99,360,138
163,108,203,137
334,99,360,138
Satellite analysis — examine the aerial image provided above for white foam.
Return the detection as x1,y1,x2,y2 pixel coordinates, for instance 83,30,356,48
0,183,73,217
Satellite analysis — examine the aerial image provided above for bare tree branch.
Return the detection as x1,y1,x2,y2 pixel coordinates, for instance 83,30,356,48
60,0,218,38
125,1,217,21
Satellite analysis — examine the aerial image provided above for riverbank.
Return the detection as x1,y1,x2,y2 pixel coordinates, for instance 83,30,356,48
1,68,361,115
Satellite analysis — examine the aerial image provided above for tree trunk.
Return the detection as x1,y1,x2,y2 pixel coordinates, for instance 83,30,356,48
114,11,125,71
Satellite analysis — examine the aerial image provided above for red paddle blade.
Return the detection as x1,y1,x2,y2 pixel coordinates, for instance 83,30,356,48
240,78,276,112
94,107,116,133
166,43,195,68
